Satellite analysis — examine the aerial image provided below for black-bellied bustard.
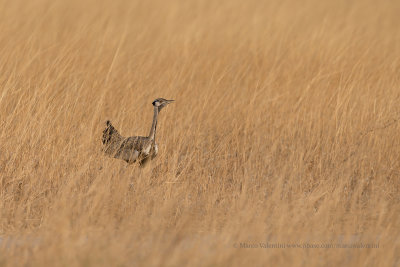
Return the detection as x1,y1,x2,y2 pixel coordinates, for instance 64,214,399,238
102,98,174,165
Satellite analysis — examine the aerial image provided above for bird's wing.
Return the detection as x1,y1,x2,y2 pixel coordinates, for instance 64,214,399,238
124,149,139,163
115,141,140,163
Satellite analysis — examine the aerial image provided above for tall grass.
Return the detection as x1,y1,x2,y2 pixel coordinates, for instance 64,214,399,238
0,0,399,266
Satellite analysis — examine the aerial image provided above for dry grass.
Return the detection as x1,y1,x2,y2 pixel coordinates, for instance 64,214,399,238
0,0,399,266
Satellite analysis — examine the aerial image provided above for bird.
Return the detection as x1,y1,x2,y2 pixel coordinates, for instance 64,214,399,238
102,98,174,165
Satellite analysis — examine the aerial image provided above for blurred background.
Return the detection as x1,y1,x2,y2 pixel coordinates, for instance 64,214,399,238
0,0,399,266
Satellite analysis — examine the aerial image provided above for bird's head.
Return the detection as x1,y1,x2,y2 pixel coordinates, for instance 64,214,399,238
152,98,174,111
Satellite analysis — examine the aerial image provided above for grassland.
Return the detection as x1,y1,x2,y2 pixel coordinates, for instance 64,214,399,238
0,0,399,266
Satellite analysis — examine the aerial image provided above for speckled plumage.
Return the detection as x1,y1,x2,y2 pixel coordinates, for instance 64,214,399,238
102,98,173,165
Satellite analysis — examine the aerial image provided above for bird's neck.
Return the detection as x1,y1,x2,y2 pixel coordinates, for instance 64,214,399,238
148,106,158,141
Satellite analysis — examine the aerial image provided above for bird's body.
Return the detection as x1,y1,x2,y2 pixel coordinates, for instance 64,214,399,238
102,98,173,165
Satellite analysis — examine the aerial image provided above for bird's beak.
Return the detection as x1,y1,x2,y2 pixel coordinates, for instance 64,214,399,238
167,100,174,104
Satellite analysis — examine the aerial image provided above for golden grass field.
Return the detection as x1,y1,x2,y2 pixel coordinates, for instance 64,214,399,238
0,0,399,266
